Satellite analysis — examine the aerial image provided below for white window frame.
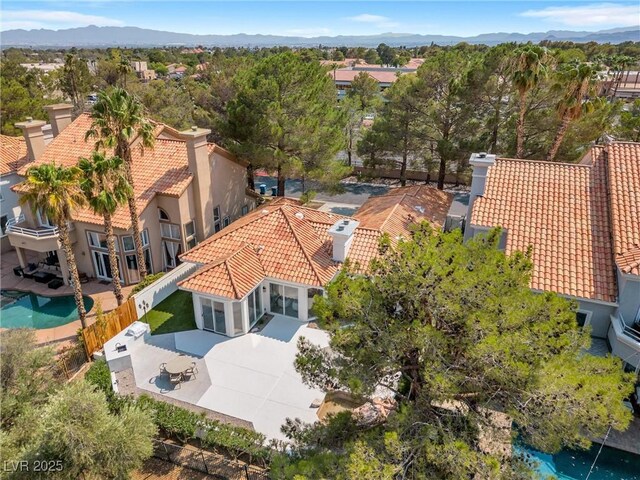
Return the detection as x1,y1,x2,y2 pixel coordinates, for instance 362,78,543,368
160,222,181,240
122,235,135,252
158,208,170,221
213,206,221,232
185,221,196,250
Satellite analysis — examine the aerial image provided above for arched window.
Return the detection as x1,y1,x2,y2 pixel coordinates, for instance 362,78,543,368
158,208,170,221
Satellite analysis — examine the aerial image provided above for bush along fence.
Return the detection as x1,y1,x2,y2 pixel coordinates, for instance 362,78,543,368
81,298,138,357
136,395,272,469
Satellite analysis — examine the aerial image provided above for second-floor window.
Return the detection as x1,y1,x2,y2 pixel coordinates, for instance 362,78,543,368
185,221,196,250
0,215,8,237
88,231,118,251
213,206,221,233
161,223,181,240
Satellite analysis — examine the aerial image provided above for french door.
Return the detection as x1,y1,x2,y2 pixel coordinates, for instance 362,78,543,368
92,251,123,282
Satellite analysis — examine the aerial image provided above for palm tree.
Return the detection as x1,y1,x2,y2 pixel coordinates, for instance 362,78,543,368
546,62,599,162
19,164,88,328
85,88,155,280
79,152,132,305
511,46,550,158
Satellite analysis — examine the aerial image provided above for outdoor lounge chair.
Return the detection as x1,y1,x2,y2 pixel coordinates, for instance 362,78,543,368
159,363,168,375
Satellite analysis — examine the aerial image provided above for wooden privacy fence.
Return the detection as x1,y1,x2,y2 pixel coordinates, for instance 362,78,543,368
82,298,138,357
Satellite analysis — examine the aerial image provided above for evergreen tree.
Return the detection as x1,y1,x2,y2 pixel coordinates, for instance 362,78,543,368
225,52,346,196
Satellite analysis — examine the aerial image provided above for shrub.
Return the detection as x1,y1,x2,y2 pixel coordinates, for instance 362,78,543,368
136,395,271,465
128,272,165,298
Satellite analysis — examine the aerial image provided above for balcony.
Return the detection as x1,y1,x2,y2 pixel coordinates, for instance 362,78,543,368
608,314,640,371
6,214,61,252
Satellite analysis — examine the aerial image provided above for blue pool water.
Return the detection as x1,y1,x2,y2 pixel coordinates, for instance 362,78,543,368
517,444,640,479
0,290,94,329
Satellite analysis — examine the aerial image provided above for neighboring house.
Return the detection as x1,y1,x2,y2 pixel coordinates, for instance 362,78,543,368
464,145,640,370
131,61,156,82
330,69,402,100
177,186,453,337
0,135,29,253
600,71,640,100
6,103,258,286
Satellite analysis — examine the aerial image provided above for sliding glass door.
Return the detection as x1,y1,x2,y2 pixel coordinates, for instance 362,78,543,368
201,298,227,335
247,286,263,327
269,283,299,319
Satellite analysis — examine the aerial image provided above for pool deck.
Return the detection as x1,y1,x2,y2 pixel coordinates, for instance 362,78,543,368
1,249,135,346
595,416,640,455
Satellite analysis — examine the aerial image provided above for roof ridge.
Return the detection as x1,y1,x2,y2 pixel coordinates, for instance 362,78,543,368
183,206,285,257
281,208,326,285
224,260,240,299
497,157,590,168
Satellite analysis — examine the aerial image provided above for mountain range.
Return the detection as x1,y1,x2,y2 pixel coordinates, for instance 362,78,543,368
1,25,638,48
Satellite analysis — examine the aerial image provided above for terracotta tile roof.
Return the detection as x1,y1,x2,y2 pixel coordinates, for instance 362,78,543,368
179,244,266,299
0,135,30,175
181,204,341,288
607,143,640,275
471,156,617,302
355,185,453,238
181,187,452,298
331,69,403,84
12,114,224,229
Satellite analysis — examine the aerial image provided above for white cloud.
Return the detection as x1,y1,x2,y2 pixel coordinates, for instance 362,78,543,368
345,14,399,29
2,10,124,30
520,3,640,27
286,27,331,37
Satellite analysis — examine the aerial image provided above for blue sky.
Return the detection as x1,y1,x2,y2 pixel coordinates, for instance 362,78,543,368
2,1,639,36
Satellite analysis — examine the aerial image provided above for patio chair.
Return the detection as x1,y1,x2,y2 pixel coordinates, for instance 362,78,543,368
169,373,182,389
159,363,168,376
183,362,198,380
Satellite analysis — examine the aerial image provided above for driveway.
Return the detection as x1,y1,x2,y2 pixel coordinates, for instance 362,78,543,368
130,316,330,441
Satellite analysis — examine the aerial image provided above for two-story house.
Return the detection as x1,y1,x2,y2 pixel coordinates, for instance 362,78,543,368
4,104,259,286
464,145,640,371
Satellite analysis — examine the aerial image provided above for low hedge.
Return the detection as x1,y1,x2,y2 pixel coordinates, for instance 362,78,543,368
137,394,271,465
128,272,166,298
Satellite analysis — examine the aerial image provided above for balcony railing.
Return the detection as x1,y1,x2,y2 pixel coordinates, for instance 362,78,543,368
6,214,59,238
620,315,640,343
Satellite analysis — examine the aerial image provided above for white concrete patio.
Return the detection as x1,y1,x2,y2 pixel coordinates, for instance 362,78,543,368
128,315,330,441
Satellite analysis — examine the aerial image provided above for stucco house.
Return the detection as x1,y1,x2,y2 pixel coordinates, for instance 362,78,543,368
3,104,258,286
177,186,454,337
464,144,640,370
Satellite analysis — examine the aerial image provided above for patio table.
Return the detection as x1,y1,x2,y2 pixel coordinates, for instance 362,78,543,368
165,356,193,375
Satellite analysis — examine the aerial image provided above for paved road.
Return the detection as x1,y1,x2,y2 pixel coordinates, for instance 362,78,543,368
254,175,389,206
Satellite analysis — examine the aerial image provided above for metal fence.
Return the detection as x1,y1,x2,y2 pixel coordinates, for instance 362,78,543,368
55,344,89,380
152,439,269,480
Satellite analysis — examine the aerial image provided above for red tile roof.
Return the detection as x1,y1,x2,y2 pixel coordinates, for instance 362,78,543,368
13,113,236,230
355,185,453,238
330,69,403,84
0,135,29,175
179,244,266,299
607,143,640,275
471,154,617,302
180,187,453,298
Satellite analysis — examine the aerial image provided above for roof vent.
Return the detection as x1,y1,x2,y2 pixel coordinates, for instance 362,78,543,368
294,212,304,220
191,125,198,131
261,209,269,214
478,152,487,158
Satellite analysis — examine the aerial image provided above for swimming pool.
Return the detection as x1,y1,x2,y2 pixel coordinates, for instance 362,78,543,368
0,290,94,329
517,443,640,479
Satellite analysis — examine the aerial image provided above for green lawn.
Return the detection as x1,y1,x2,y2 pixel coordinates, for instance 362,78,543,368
143,290,197,335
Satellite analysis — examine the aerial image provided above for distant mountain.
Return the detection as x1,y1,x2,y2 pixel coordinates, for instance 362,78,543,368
1,25,638,48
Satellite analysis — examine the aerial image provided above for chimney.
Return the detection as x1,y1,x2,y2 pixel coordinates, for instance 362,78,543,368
15,118,47,161
464,152,496,239
44,103,73,137
328,219,360,262
181,126,212,240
